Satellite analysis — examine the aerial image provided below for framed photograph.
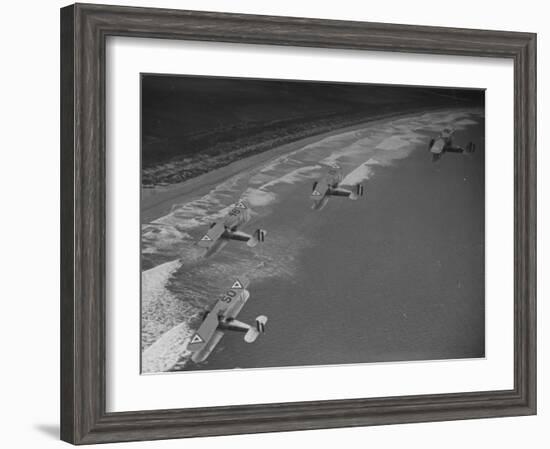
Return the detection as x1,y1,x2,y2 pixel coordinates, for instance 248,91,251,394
60,3,536,444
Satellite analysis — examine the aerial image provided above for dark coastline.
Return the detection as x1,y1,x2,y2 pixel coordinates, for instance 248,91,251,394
142,106,453,223
142,75,484,187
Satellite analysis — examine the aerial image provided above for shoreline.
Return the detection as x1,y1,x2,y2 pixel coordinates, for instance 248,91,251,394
141,106,461,223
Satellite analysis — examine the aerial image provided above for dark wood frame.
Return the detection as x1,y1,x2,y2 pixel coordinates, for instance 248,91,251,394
60,3,536,445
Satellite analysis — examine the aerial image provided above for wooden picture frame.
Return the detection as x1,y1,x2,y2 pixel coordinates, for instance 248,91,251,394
60,3,536,444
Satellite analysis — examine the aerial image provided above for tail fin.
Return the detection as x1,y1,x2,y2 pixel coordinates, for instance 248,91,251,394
349,184,364,200
244,315,268,343
466,142,476,153
246,229,267,247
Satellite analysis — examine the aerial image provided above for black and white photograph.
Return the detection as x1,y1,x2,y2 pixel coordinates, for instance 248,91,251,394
140,75,485,374
1,0,544,446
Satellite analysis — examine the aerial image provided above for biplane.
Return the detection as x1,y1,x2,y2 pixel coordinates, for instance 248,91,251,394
188,277,268,363
310,164,364,210
197,200,267,257
429,128,476,162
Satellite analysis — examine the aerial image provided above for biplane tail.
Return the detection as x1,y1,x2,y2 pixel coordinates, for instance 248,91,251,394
466,142,476,153
246,229,267,247
244,315,268,343
349,183,364,200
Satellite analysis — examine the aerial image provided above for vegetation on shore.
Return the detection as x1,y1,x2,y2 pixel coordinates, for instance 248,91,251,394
142,76,483,187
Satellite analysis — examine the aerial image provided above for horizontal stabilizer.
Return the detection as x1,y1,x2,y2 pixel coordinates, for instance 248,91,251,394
244,315,268,343
350,183,364,200
247,229,267,247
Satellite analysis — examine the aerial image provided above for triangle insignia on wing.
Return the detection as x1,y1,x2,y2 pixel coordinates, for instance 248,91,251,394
190,334,204,344
234,201,247,209
312,190,322,196
200,235,212,241
231,280,244,289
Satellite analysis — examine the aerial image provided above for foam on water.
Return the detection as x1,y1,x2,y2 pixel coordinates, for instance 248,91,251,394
142,321,194,373
141,259,199,350
341,163,375,186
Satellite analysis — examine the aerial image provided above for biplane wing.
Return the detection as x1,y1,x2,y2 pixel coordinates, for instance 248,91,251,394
218,276,251,317
430,138,446,154
187,311,220,354
222,200,251,228
188,277,250,351
310,178,330,201
197,221,226,248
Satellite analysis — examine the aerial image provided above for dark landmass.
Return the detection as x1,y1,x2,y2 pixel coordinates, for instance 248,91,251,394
141,75,484,186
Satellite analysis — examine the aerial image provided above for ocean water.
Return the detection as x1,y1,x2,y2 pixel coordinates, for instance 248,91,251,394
140,108,485,373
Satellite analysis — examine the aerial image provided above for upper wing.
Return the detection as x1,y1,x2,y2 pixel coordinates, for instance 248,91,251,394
197,221,226,248
187,311,220,354
223,200,250,228
430,138,446,154
311,178,330,200
212,276,251,316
